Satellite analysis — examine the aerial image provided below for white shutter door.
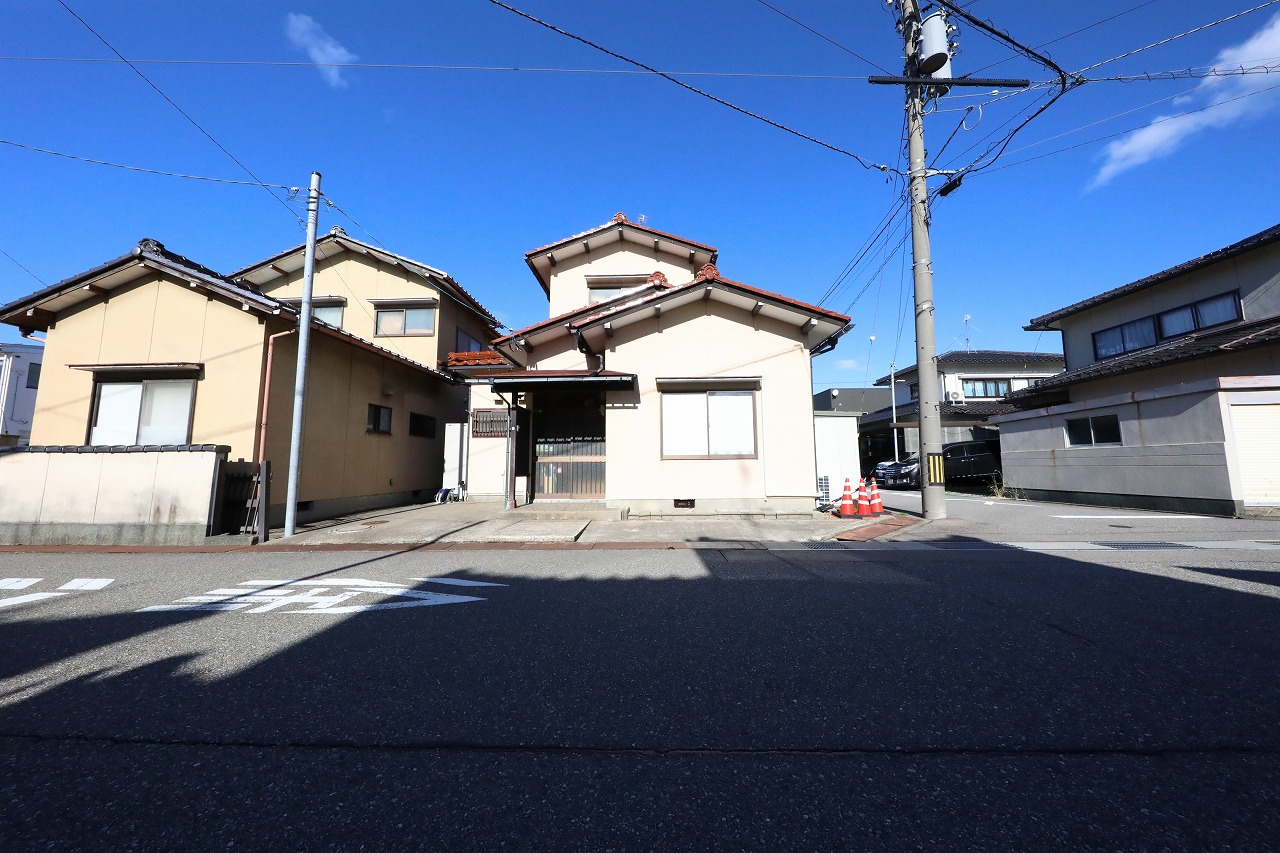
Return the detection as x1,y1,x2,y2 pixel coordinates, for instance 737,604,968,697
1231,404,1280,504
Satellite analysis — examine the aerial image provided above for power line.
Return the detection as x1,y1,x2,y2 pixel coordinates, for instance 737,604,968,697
0,55,877,81
1075,1,1280,75
483,0,893,172
0,247,46,286
751,0,892,74
55,0,302,224
0,138,295,187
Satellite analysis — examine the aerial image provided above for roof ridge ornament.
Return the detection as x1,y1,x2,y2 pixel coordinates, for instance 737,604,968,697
695,262,720,281
329,225,346,236
647,271,669,287
137,238,164,254
612,212,628,223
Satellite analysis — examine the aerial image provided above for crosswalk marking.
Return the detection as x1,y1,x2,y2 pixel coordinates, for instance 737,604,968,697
0,592,68,609
0,578,42,590
58,578,114,591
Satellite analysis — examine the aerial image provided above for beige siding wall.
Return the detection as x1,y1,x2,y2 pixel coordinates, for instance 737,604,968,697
547,245,700,317
30,273,265,458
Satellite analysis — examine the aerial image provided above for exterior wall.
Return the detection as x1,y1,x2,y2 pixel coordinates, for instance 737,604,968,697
0,342,43,444
28,273,266,459
258,252,495,366
995,380,1241,515
0,446,226,544
598,300,817,513
261,326,454,523
547,245,700,317
463,384,513,502
1055,241,1280,370
814,413,860,502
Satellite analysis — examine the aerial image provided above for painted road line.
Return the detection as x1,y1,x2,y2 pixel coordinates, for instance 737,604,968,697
139,577,500,615
58,578,114,591
1051,515,1212,520
0,578,42,590
0,592,70,609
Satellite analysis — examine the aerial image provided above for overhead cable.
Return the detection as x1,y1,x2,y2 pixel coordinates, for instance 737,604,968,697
0,138,294,187
751,0,892,74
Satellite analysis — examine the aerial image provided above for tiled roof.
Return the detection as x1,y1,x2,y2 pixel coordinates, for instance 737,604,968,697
858,400,1017,426
445,350,511,368
1007,315,1280,401
1026,222,1280,330
525,212,716,258
872,350,1064,385
488,369,635,380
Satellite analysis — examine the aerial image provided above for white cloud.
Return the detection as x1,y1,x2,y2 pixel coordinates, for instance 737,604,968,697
285,13,357,89
1091,12,1280,188
834,358,859,371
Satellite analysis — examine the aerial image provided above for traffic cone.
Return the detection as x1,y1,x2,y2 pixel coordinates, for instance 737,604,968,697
867,478,885,516
837,477,857,518
856,478,872,517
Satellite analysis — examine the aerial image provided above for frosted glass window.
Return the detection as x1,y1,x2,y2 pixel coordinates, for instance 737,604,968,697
375,307,435,336
313,305,344,326
138,380,195,444
90,383,144,445
662,393,708,457
707,391,755,455
1194,293,1238,328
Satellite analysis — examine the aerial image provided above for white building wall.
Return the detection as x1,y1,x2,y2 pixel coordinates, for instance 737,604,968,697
0,342,43,445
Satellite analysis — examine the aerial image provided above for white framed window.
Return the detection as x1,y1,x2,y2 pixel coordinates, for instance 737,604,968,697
586,274,648,305
313,304,344,326
89,379,195,445
661,390,757,458
375,307,435,337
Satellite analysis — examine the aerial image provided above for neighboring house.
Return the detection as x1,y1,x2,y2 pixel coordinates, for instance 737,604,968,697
0,237,481,539
995,222,1280,516
448,213,851,514
0,342,43,445
858,350,1065,471
813,386,892,414
812,388,890,501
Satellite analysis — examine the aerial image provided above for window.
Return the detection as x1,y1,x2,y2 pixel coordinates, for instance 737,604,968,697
1066,414,1121,446
1095,291,1241,359
456,329,483,353
313,304,344,326
961,378,1010,398
408,412,436,438
586,274,648,305
89,379,195,445
471,408,509,438
375,307,435,337
25,362,41,389
367,404,393,434
661,391,756,458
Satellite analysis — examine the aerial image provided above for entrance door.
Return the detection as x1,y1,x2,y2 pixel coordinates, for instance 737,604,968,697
532,392,605,499
1231,403,1280,504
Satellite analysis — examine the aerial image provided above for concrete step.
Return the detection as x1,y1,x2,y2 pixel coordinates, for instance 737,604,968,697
507,503,628,522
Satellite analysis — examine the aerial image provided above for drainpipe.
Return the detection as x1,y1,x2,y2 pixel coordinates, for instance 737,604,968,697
494,389,515,510
257,329,297,466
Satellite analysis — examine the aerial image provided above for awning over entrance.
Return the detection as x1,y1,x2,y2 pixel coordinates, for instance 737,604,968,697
487,370,636,391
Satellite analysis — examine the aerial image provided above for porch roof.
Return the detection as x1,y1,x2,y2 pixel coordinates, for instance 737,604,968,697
486,369,637,391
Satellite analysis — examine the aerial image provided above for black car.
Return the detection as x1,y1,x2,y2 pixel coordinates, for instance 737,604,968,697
872,440,1001,488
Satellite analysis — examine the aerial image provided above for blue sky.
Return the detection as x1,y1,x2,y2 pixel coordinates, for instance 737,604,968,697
3,1,1280,392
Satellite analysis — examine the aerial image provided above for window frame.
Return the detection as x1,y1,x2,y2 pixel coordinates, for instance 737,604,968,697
25,362,41,390
408,412,437,438
1093,291,1241,360
375,307,436,337
367,403,393,435
660,389,759,460
961,378,1011,398
1065,413,1122,447
87,377,197,446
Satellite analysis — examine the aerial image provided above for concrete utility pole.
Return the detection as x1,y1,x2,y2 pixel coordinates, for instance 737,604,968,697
283,171,322,537
895,0,947,519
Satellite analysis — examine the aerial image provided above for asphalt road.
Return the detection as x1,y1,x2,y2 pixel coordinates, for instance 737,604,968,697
2,542,1278,850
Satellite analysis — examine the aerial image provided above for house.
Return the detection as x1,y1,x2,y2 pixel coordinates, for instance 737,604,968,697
0,342,43,445
0,236,490,542
811,388,891,501
994,222,1280,516
447,213,851,514
858,350,1064,471
812,386,892,414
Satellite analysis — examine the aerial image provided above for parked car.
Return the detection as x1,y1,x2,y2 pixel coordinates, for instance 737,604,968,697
874,440,1001,488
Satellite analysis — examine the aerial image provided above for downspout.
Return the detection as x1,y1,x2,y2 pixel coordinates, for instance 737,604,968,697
257,329,297,467
494,389,515,510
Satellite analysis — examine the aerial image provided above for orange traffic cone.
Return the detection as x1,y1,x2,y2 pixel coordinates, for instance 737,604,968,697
867,478,885,516
837,477,857,518
856,478,872,517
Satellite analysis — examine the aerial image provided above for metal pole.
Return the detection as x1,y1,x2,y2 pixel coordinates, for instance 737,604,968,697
889,362,898,462
898,0,947,519
283,171,322,536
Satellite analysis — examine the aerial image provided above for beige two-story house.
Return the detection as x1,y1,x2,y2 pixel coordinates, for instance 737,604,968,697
995,222,1280,516
449,213,851,515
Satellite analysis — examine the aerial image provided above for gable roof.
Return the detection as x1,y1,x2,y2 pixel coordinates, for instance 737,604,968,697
524,212,718,295
495,263,849,366
1026,222,1280,331
231,227,501,328
872,350,1064,385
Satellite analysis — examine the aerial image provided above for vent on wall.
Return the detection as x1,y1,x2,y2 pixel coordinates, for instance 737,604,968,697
674,498,695,509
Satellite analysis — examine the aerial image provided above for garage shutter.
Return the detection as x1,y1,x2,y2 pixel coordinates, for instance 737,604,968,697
1231,404,1280,504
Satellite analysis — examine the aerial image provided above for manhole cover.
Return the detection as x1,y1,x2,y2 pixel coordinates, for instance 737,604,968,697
1095,541,1197,550
804,542,850,550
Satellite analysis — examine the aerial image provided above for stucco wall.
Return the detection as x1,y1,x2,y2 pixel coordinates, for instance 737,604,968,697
29,273,265,459
0,447,225,544
547,245,700,318
463,384,512,502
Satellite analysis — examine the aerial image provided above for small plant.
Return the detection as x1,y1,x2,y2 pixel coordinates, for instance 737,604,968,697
988,473,1024,501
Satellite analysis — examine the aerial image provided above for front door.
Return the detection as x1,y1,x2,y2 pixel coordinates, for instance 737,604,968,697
532,392,605,499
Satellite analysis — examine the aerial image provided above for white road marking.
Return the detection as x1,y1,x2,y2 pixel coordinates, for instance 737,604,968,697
58,578,114,591
1051,515,1211,520
409,577,509,587
138,577,501,615
0,578,42,590
0,592,69,609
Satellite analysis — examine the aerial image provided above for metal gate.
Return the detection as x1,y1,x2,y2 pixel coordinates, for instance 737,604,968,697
532,392,605,499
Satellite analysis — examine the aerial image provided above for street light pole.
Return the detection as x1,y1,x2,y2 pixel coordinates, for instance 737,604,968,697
896,0,947,519
889,362,898,462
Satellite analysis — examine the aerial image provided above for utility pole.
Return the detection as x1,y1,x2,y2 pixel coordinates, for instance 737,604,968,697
283,171,322,537
895,0,947,519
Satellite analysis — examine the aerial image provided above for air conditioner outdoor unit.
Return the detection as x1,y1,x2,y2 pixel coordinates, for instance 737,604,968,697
946,391,965,403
